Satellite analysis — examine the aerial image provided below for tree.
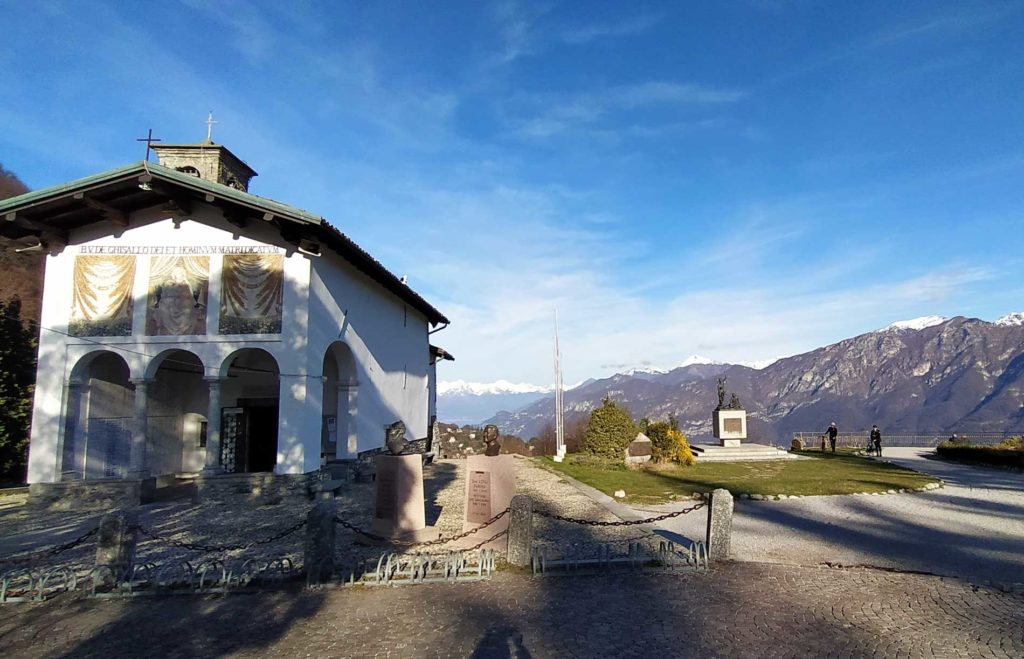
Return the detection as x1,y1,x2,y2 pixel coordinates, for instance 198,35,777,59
0,298,36,483
529,422,556,456
582,397,637,460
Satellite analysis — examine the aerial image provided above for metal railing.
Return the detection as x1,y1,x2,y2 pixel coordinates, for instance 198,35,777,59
792,431,1019,448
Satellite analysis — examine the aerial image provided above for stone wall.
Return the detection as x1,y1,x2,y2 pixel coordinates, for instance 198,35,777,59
28,478,155,511
192,472,315,506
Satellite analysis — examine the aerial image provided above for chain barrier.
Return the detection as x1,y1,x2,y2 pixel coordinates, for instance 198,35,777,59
134,518,306,553
334,507,510,548
533,502,705,527
0,525,99,567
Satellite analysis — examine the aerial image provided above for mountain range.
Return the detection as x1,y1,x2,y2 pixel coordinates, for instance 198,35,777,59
438,314,1024,442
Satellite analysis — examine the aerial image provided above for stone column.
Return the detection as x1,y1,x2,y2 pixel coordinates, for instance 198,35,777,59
705,488,734,562
203,376,223,474
58,379,84,479
338,379,358,458
506,495,534,567
128,378,150,478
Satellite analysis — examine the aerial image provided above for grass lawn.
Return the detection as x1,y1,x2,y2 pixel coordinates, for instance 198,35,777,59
540,449,939,503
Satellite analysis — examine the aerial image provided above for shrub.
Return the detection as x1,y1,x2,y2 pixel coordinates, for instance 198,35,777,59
936,438,1023,469
646,420,695,466
582,397,637,460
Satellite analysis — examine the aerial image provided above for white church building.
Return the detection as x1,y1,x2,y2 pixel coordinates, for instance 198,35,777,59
0,140,451,494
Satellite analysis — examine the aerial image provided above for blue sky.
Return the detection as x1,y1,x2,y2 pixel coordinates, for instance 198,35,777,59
2,1,1023,385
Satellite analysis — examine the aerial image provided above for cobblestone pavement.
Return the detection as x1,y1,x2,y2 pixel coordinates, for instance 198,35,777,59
632,448,1024,587
1,562,1022,658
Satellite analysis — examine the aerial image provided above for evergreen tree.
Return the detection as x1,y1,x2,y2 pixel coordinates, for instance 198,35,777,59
0,298,36,483
582,397,637,459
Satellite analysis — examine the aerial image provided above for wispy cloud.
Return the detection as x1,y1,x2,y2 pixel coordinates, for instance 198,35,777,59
560,13,662,45
506,81,746,139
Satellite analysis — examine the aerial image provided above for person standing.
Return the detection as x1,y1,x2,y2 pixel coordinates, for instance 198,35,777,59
870,425,882,457
826,422,838,453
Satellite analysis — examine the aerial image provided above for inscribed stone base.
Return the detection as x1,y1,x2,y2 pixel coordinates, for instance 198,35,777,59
455,454,515,551
370,454,426,538
720,438,742,448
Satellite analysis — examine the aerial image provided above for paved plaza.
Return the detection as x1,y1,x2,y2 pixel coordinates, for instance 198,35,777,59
1,562,1022,658
2,450,1023,657
633,448,1024,586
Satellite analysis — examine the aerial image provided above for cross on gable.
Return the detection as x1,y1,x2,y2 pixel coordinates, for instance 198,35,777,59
136,129,162,161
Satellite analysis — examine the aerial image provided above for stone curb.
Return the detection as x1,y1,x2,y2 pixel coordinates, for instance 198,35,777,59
734,480,944,502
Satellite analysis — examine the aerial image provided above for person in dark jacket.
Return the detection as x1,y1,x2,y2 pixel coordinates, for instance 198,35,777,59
826,422,838,453
870,425,882,457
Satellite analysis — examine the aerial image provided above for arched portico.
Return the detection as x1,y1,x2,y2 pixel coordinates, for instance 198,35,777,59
322,341,359,459
62,350,133,479
147,350,208,474
217,348,281,473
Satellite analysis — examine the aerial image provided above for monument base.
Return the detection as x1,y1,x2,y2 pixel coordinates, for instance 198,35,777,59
720,438,742,448
455,454,515,551
370,454,427,539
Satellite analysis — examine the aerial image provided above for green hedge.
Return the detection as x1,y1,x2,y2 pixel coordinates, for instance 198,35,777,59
936,438,1023,469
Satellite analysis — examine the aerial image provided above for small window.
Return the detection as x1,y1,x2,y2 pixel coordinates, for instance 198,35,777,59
176,166,201,177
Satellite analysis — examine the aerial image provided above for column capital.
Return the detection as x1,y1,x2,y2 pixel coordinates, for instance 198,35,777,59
129,377,152,386
203,375,224,385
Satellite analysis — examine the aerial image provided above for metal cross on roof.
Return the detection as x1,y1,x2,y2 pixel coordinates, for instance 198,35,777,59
136,128,162,161
205,111,219,143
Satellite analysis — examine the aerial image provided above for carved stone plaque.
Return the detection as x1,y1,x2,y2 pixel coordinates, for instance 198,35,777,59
724,418,743,433
466,470,492,524
374,469,397,520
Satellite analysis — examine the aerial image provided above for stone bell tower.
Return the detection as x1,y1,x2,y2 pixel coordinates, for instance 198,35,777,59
151,141,258,192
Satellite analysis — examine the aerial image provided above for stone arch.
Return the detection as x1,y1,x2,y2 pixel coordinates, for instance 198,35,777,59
148,350,207,475
63,350,133,479
322,341,359,459
217,348,281,473
144,347,208,381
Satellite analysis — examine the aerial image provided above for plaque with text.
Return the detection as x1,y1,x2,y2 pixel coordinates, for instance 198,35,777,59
466,470,492,524
375,469,397,520
723,418,743,433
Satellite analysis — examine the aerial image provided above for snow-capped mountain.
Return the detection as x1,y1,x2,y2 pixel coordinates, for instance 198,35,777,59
437,380,553,396
879,315,949,332
995,312,1024,327
677,355,723,367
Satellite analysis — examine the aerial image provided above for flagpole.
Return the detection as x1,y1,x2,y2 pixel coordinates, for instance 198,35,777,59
554,309,566,462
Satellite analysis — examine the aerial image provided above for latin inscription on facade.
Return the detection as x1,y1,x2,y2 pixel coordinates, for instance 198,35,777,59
466,470,492,524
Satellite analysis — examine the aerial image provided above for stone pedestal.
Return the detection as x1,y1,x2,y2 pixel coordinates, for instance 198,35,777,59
370,454,434,542
506,494,534,566
94,510,137,587
304,500,337,585
456,454,515,550
713,409,747,447
705,488,734,562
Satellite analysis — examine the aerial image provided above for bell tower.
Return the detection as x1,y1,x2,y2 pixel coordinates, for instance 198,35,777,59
151,141,258,192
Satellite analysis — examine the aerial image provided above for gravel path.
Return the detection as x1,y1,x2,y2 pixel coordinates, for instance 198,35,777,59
626,447,1024,586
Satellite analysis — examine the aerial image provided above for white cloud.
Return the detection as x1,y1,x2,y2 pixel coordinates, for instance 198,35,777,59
560,13,662,45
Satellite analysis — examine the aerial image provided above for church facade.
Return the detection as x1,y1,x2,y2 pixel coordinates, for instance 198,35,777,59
0,142,450,486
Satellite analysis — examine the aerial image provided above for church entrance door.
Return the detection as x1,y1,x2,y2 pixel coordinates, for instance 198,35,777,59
242,398,278,472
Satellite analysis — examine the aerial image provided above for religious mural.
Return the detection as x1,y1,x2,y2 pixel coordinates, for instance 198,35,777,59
145,256,209,336
69,255,135,336
219,254,284,334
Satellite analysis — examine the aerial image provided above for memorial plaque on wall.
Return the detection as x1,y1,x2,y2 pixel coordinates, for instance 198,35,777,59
466,470,492,524
724,418,743,433
375,469,398,520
